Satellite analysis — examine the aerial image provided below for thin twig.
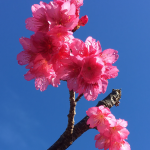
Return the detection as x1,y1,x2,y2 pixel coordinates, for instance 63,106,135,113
67,90,76,142
75,93,83,102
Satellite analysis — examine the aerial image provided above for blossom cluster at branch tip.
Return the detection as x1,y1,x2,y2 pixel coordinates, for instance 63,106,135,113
18,0,130,149
17,0,119,101
86,106,131,150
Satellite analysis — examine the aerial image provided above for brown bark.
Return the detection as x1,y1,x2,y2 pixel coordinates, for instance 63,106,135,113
47,89,121,150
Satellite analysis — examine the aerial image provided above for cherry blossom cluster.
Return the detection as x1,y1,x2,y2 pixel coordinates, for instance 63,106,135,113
17,0,119,101
86,106,131,150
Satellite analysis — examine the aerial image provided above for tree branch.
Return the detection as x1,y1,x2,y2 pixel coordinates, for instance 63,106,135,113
47,89,121,150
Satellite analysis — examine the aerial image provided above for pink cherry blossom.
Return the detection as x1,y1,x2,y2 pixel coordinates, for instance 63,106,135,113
58,55,83,91
35,77,49,91
47,26,74,44
85,36,102,56
75,56,107,100
104,119,130,141
17,37,38,67
95,133,110,150
58,50,108,100
99,49,119,81
78,15,88,26
53,0,83,14
71,0,83,8
24,54,60,91
24,54,52,79
100,48,119,65
77,78,102,100
70,36,101,58
30,32,65,62
76,57,110,100
46,1,79,30
109,140,131,150
102,65,119,80
70,38,88,58
111,119,130,141
18,31,71,90
30,30,72,66
18,1,130,149
80,56,105,84
86,106,116,132
63,36,119,101
25,1,49,32
35,67,60,90
50,43,71,70
18,32,59,68
54,0,83,8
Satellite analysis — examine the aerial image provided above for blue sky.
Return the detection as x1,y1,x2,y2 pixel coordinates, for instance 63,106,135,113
0,0,150,149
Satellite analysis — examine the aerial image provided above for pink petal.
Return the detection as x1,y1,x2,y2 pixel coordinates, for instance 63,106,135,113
46,2,60,21
72,0,83,8
32,4,45,18
68,3,76,15
97,123,109,133
105,66,119,79
64,16,79,30
106,114,116,127
99,106,111,114
24,71,35,81
25,17,49,33
78,15,88,26
67,77,78,91
94,133,101,140
83,84,100,101
61,1,70,14
119,128,130,139
95,133,111,150
110,140,131,150
85,36,102,55
31,4,41,14
19,37,37,52
35,77,49,91
120,141,131,150
101,49,119,64
86,107,98,116
17,51,30,65
81,56,105,84
117,119,128,128
70,38,85,56
87,117,98,128
101,79,108,93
